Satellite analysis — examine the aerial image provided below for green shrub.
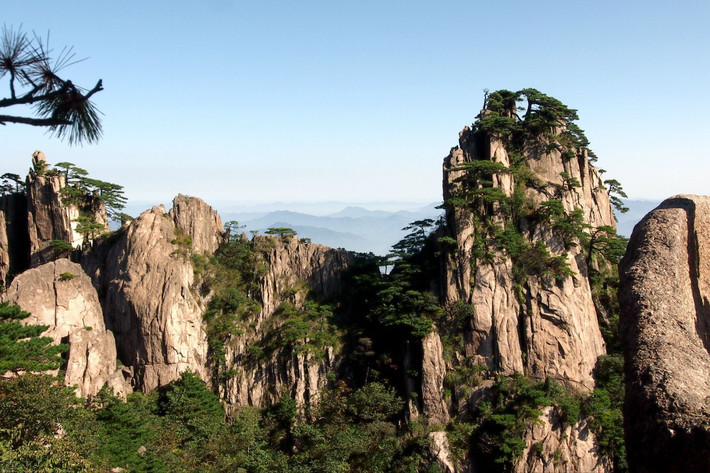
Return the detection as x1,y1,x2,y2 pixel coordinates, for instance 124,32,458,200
59,272,76,281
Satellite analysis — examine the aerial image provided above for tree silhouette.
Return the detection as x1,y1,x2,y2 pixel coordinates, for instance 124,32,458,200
0,26,103,144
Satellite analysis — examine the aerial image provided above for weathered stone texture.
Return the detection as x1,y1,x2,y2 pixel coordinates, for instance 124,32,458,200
619,195,710,473
433,123,613,472
26,151,108,267
517,407,606,473
0,210,8,287
100,204,210,392
169,193,224,255
441,127,611,391
421,331,450,425
3,259,129,397
220,236,353,411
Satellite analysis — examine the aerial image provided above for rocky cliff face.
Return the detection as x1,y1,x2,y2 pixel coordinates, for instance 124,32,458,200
421,331,450,426
169,193,224,255
439,127,611,390
517,408,605,473
92,201,214,392
82,193,353,410
26,151,82,266
619,195,710,473
220,236,353,411
420,108,615,471
2,259,130,397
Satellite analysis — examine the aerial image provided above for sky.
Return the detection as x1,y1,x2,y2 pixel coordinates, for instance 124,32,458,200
1,1,708,209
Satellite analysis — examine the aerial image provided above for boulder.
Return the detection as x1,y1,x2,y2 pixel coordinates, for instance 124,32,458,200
3,259,129,397
619,195,710,473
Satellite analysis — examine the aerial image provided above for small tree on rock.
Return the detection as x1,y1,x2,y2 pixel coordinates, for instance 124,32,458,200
266,227,297,239
0,302,67,374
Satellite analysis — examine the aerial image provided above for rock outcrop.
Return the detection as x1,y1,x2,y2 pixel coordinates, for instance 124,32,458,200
83,193,353,410
26,151,108,267
422,114,616,471
421,331,450,426
96,202,212,391
2,259,129,397
440,127,611,391
26,151,82,266
619,195,710,473
220,236,353,411
257,235,353,318
169,193,224,255
517,408,605,473
0,210,8,286
429,431,456,473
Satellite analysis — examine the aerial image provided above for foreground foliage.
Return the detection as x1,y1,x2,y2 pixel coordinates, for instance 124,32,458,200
0,25,103,144
0,370,442,472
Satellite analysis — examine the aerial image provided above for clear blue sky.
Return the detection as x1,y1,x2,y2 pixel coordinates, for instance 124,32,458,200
2,1,708,207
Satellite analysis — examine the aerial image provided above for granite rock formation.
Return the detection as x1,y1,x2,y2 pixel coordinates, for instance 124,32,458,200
619,195,710,473
82,193,353,410
25,151,110,266
419,114,615,472
169,193,224,255
440,127,612,391
95,202,212,392
518,407,604,473
220,236,353,411
2,259,129,397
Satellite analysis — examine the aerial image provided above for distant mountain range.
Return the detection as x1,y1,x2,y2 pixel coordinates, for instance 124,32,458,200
123,199,660,255
616,199,661,237
223,204,442,256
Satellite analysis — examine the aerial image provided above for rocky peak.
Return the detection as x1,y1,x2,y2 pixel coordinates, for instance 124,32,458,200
169,193,225,255
620,195,710,473
24,151,109,267
2,259,130,397
440,121,611,391
97,204,210,392
422,93,618,472
26,151,82,266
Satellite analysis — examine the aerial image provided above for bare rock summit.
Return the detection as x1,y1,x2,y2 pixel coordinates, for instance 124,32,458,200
620,195,710,473
3,259,129,397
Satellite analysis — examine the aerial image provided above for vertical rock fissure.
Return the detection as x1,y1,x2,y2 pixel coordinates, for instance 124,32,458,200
687,201,710,353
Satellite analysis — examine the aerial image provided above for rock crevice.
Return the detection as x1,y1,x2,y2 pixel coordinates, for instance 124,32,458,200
620,195,710,473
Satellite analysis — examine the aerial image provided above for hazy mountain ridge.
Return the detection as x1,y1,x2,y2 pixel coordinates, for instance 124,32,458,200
123,199,651,255
615,199,661,237
222,203,442,255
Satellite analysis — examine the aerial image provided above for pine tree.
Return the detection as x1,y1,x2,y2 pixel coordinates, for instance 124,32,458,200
0,302,67,374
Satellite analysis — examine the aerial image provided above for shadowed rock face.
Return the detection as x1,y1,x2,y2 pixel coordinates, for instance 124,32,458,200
619,195,710,473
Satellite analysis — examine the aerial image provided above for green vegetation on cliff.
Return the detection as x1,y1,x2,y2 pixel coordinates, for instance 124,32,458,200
439,89,629,471
0,88,631,472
